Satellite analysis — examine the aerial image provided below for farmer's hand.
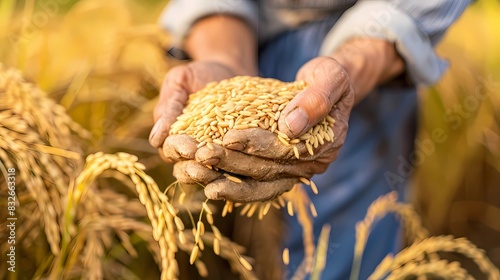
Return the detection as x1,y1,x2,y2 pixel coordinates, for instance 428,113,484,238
163,57,354,202
149,61,241,151
164,134,298,202
161,38,403,202
187,38,404,202
194,57,354,199
197,56,354,170
149,14,258,151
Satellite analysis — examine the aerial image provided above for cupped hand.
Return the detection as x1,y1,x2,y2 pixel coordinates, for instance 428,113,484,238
202,56,355,177
164,134,297,202
149,61,241,151
163,57,355,202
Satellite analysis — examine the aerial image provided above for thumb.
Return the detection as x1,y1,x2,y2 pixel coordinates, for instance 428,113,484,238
149,87,189,148
278,57,351,138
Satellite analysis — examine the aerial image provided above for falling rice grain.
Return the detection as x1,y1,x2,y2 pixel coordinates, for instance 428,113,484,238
310,203,318,218
239,257,253,271
287,201,294,217
283,248,290,265
310,180,319,195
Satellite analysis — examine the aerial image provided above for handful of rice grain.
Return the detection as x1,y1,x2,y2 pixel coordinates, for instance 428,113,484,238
170,76,335,158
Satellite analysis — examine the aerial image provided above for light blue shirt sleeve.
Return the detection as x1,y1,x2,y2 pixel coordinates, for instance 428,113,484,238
319,0,471,85
158,0,258,46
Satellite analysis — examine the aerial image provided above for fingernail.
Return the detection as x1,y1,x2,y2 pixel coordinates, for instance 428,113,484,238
285,107,309,137
204,185,224,200
225,142,245,151
149,119,164,147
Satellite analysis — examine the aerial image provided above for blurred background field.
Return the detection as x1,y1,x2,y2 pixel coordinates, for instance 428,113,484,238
0,0,499,278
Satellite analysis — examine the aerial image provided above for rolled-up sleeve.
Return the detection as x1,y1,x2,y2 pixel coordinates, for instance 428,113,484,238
319,0,471,85
159,0,258,46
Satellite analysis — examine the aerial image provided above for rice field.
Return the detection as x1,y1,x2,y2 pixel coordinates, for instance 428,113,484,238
0,0,499,279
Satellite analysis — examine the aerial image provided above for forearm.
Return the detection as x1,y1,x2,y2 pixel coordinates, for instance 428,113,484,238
185,15,258,76
331,38,404,104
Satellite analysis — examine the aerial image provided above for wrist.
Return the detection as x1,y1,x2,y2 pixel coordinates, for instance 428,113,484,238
198,58,257,77
185,15,258,77
331,38,404,102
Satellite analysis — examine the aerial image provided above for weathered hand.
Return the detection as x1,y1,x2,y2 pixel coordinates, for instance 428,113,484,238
164,57,354,202
149,61,241,151
202,56,354,176
279,56,354,139
164,134,297,202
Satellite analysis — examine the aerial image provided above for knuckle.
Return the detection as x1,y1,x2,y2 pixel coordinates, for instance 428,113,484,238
306,88,332,115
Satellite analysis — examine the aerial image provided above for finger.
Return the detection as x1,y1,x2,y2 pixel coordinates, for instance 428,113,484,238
196,143,322,180
221,128,335,165
162,134,198,162
221,128,294,159
222,128,326,162
173,160,223,185
158,148,170,163
278,57,351,138
204,177,298,203
149,67,192,148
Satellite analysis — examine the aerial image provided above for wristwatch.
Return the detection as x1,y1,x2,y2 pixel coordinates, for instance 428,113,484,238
166,46,191,61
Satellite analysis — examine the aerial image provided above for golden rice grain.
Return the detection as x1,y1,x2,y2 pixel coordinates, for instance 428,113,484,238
246,203,258,218
240,203,252,216
299,177,311,185
190,245,199,265
198,238,205,250
277,196,286,208
306,142,314,156
178,192,186,205
195,229,201,244
169,76,336,154
197,221,205,236
202,202,213,215
310,181,319,195
287,201,294,216
310,203,318,218
277,131,289,140
211,225,222,240
283,248,290,265
224,173,243,183
277,135,290,146
178,231,186,244
222,203,229,217
206,213,214,225
174,217,185,231
213,238,221,255
262,202,272,216
239,256,253,271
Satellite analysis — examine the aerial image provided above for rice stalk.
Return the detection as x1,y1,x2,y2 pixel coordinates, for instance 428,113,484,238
310,224,331,280
351,192,430,280
178,230,258,279
0,65,86,260
387,260,474,280
283,184,317,280
53,152,177,280
370,235,500,280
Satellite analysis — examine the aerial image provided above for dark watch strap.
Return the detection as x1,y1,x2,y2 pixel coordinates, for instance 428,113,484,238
166,47,191,61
